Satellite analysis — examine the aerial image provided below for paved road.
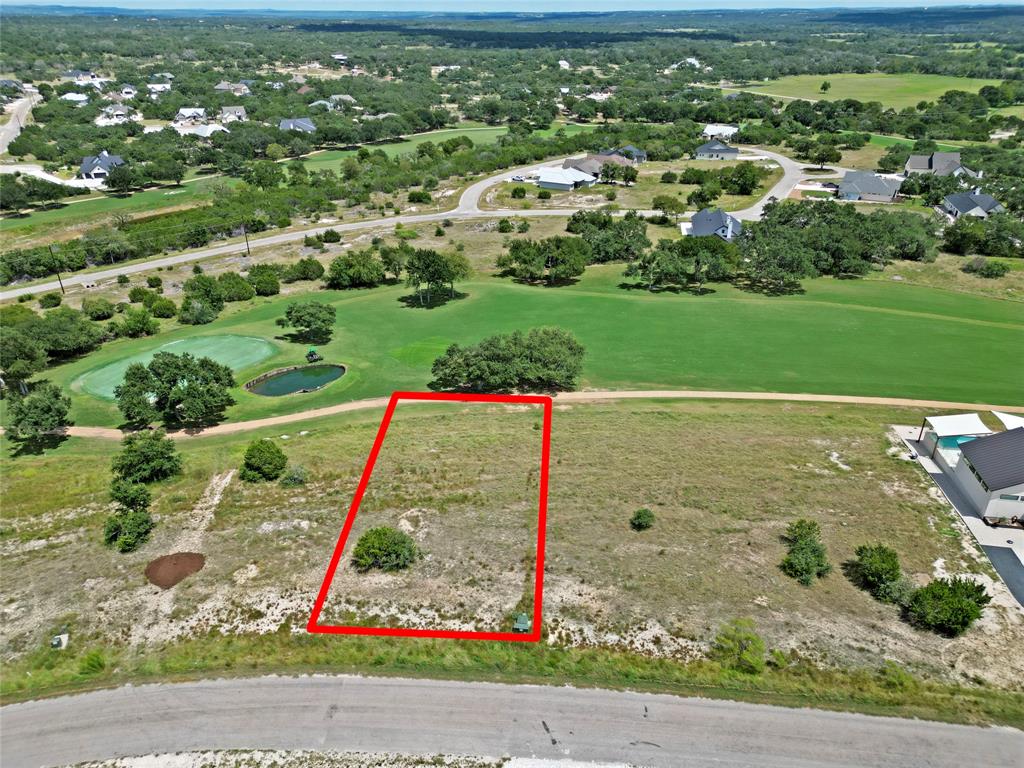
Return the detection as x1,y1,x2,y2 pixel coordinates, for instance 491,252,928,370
2,675,1020,768
0,93,39,154
0,148,823,301
16,389,1023,442
0,161,102,189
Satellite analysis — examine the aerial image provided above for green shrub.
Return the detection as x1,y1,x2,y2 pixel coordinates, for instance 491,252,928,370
962,256,1010,279
780,519,830,586
146,275,163,289
352,526,418,572
321,228,342,243
247,266,280,296
604,189,617,201
408,190,432,204
127,286,152,304
103,508,154,553
81,297,115,320
710,618,766,674
435,226,445,237
240,439,287,482
906,577,991,637
279,465,308,487
285,257,325,283
660,171,678,183
111,430,182,484
852,544,903,600
38,292,62,308
116,275,130,285
218,271,257,302
178,297,218,325
511,186,527,199
498,218,513,233
630,508,655,531
109,479,151,512
78,649,107,675
149,297,177,318
537,189,552,200
517,220,530,233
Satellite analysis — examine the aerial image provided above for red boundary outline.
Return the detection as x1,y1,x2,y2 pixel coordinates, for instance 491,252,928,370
306,391,552,642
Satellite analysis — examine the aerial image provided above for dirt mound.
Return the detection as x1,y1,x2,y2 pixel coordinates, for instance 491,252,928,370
145,552,206,589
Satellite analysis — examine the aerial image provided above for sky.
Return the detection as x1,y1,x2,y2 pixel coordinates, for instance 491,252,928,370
5,0,1022,10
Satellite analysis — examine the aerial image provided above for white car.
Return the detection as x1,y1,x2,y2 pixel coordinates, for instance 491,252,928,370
511,175,525,182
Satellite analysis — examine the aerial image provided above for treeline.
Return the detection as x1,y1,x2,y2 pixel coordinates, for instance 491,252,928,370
0,174,92,212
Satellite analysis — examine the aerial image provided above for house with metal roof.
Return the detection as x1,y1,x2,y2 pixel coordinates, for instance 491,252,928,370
694,139,739,161
837,171,902,202
953,428,1024,523
536,166,596,191
904,151,980,179
702,123,739,140
686,208,743,241
79,150,125,179
220,106,247,123
942,191,1004,220
279,117,316,133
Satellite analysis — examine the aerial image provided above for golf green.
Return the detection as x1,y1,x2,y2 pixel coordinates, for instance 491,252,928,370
76,335,277,400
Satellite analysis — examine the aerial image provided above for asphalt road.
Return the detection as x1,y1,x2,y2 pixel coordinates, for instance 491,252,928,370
0,149,830,301
0,93,39,155
2,675,1020,768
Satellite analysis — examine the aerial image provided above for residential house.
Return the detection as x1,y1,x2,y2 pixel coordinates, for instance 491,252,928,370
266,81,285,90
904,151,980,179
176,124,229,138
79,150,125,179
150,72,175,81
536,167,596,191
0,79,24,92
943,191,1005,219
694,139,739,161
953,428,1024,523
687,208,743,242
120,85,138,99
174,107,207,124
702,123,739,141
309,100,334,111
331,53,349,62
96,104,135,125
279,117,316,133
59,92,89,105
605,145,648,163
220,106,247,123
558,59,571,70
837,171,902,202
563,153,632,177
146,83,171,99
214,81,251,97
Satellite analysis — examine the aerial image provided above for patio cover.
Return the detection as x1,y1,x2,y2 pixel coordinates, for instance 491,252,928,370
992,411,1024,431
923,413,992,438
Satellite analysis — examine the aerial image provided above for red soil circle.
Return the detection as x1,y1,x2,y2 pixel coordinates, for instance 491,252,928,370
145,552,206,589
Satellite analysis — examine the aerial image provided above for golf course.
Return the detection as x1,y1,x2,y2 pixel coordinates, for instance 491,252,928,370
55,264,1024,428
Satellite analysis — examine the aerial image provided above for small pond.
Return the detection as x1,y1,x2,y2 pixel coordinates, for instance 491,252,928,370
247,364,346,397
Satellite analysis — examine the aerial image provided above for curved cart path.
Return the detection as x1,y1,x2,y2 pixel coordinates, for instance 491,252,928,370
16,389,1024,441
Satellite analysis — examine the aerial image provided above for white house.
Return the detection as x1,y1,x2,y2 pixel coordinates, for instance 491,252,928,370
536,166,596,191
59,92,89,105
220,106,247,123
120,85,138,99
79,150,125,179
702,123,739,141
558,59,571,70
331,53,349,62
175,123,228,138
174,107,207,124
952,428,1024,523
686,208,743,241
146,83,171,99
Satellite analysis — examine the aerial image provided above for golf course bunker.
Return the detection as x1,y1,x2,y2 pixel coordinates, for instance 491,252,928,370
77,335,276,400
145,552,206,589
246,364,346,396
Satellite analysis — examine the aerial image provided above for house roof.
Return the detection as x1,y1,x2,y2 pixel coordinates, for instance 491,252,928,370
690,208,742,238
992,412,1024,431
905,152,978,178
838,171,902,199
944,192,1002,215
537,167,595,186
176,107,206,118
703,123,738,135
563,157,604,176
221,106,246,117
79,150,124,175
923,413,992,438
696,139,737,154
960,428,1024,491
279,117,316,132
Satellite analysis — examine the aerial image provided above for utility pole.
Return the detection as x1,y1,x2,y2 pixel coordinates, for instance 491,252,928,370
242,224,251,257
47,245,66,294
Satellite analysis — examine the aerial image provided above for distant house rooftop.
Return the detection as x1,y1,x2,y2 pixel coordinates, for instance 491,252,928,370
838,171,902,201
695,139,737,155
944,191,1004,218
689,207,743,240
79,150,125,178
904,151,979,179
279,117,316,133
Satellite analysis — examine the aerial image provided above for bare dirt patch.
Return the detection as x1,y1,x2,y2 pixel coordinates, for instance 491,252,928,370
145,553,206,589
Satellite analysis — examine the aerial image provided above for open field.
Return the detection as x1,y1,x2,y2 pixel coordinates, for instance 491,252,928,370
725,73,1002,109
2,400,1022,724
44,260,1024,428
481,159,784,213
317,401,543,633
834,133,972,171
867,253,1024,301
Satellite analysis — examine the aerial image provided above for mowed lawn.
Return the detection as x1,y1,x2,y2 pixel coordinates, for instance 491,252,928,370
50,264,1024,427
729,73,1002,109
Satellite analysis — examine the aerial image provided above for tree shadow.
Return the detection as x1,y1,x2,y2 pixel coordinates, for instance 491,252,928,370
5,432,69,458
397,290,469,309
617,281,717,296
733,277,806,296
841,560,868,591
275,330,334,345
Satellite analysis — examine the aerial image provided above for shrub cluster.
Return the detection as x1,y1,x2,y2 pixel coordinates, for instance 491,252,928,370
352,526,418,572
779,518,831,586
104,431,181,552
240,439,288,482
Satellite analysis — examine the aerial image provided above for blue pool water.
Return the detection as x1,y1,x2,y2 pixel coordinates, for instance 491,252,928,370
938,435,977,450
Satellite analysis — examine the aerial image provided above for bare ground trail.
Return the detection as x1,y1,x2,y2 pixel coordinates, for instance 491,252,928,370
15,389,1024,441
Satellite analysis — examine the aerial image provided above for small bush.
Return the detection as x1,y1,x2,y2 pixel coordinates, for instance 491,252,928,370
780,518,830,586
279,465,308,487
321,228,342,243
240,439,287,482
103,508,154,552
962,256,1009,279
434,226,445,237
517,220,530,233
511,186,527,199
149,297,177,318
660,171,678,183
604,189,617,201
537,189,552,200
78,649,107,675
110,479,151,512
906,577,991,636
146,275,163,289
630,508,655,531
710,618,766,674
127,286,152,304
352,526,418,572
81,297,115,320
111,431,182,484
39,292,63,308
851,544,903,600
408,190,432,204
498,218,513,233
117,274,130,285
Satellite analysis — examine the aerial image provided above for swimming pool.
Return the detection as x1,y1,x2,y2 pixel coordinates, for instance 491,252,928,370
938,435,978,450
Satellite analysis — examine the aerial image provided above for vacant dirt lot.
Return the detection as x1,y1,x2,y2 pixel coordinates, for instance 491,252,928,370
2,400,1021,691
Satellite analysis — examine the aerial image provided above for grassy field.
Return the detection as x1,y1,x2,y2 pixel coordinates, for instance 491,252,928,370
726,73,1002,109
42,261,1024,428
836,133,976,171
2,399,1022,724
482,159,783,213
991,105,1024,118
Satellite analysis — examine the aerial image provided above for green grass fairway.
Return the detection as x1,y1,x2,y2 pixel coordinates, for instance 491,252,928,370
728,73,1002,109
75,334,276,400
47,266,1024,426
